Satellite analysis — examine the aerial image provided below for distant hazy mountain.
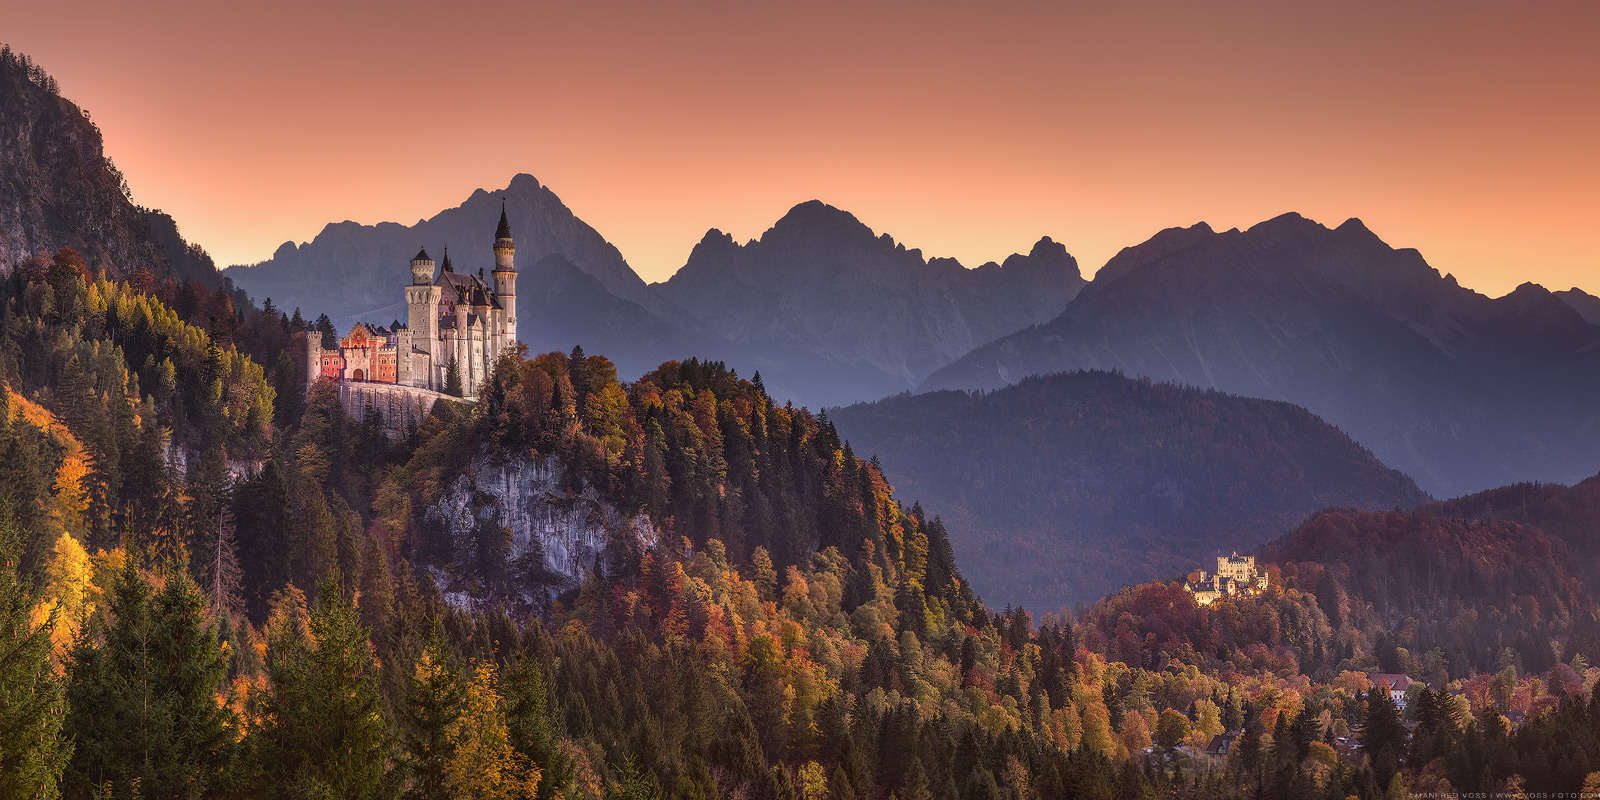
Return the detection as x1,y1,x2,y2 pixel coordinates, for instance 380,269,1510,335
830,370,1428,609
656,201,1085,401
226,182,1083,406
0,48,211,283
223,173,647,323
923,213,1600,497
1559,287,1600,326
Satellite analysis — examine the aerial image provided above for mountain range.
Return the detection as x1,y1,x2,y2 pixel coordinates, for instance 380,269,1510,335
830,370,1429,609
923,214,1600,497
222,175,1085,406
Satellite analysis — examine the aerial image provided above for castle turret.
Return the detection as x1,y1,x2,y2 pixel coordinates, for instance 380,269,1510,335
410,247,435,285
405,249,443,389
491,202,517,345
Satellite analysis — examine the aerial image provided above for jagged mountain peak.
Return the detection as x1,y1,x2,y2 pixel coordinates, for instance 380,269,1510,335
924,212,1600,498
761,200,881,249
1093,220,1216,285
224,172,646,322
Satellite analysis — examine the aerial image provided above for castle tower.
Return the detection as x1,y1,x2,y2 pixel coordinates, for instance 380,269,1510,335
491,203,518,348
453,296,469,393
405,247,442,389
409,247,434,285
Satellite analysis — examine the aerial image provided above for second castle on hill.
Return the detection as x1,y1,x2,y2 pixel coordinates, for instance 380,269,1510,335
309,208,519,399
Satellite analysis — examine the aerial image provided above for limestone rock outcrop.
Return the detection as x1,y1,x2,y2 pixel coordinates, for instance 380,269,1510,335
424,452,656,609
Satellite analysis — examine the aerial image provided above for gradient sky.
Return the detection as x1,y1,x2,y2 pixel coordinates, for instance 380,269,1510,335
4,0,1596,295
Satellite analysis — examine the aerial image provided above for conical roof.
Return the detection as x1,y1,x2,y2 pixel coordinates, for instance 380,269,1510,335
495,202,512,240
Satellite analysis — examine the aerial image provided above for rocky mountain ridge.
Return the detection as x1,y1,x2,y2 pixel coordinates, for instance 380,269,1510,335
225,181,1086,407
923,213,1600,497
0,47,212,283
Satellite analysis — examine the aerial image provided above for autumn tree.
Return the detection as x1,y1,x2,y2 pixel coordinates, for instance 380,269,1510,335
0,504,70,800
444,661,541,800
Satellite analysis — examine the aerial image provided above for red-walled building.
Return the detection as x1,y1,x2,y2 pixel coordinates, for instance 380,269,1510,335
315,323,400,383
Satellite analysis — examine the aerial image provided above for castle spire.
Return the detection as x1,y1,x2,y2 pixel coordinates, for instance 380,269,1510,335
441,245,453,273
495,200,512,240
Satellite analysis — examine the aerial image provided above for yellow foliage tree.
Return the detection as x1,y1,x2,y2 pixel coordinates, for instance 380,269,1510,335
445,661,543,800
30,533,93,651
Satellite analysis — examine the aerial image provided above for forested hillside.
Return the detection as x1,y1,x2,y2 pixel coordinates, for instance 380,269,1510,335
3,239,1600,798
830,371,1428,608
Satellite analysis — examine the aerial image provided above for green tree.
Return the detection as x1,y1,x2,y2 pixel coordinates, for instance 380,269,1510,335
63,562,236,799
233,460,294,620
403,634,465,800
444,357,464,398
503,656,571,798
1155,708,1191,750
1360,685,1406,788
0,504,70,800
252,577,396,799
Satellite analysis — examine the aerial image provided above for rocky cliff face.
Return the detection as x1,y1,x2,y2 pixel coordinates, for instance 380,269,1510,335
924,213,1600,497
0,48,190,280
423,452,656,609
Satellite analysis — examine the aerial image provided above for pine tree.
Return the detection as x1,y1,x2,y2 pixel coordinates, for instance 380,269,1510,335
404,634,465,800
444,357,464,398
0,503,70,800
252,577,396,799
1360,685,1406,788
233,460,293,620
207,505,244,618
63,562,236,798
503,655,571,797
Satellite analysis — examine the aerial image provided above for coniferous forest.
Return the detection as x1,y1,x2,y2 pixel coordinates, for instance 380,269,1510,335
4,44,1600,800
3,238,1600,800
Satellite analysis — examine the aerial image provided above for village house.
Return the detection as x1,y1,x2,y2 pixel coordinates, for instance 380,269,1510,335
1369,673,1418,710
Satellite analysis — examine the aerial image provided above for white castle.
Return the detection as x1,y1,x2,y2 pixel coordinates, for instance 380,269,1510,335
308,207,519,400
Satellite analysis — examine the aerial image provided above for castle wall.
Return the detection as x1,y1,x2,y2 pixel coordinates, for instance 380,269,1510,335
334,381,456,438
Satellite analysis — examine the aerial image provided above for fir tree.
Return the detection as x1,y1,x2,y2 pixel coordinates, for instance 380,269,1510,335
444,357,464,398
233,460,294,620
252,577,397,799
206,505,244,619
503,655,571,797
63,562,237,798
403,633,465,800
0,503,70,800
1360,685,1407,788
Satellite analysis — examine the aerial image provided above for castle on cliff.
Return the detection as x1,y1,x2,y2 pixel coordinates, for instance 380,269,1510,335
308,208,519,400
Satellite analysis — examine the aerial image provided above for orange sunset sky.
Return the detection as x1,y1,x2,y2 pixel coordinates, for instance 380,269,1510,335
4,0,1596,295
